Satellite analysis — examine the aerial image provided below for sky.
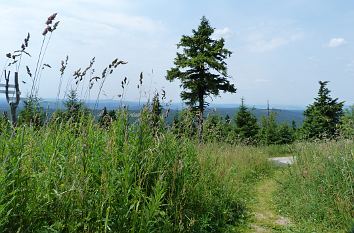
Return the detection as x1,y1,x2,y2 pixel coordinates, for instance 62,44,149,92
0,0,353,108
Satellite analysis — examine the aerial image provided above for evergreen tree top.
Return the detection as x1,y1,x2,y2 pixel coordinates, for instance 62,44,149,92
302,81,344,139
167,16,236,109
305,81,344,116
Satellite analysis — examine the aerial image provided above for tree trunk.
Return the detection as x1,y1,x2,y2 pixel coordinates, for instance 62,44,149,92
198,93,204,144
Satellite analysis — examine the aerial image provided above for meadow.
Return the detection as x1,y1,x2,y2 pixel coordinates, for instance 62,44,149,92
0,110,352,232
0,12,353,233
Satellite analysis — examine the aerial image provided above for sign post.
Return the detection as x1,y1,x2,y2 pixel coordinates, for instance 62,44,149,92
0,70,21,126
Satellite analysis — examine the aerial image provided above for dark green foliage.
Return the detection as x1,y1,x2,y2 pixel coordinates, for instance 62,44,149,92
276,123,295,144
203,114,228,143
64,90,86,119
150,92,162,131
339,105,354,138
234,99,259,143
166,16,236,142
301,81,344,139
258,113,294,145
59,89,90,123
49,90,91,127
98,107,117,128
258,113,279,145
18,96,45,128
171,109,197,139
225,114,231,124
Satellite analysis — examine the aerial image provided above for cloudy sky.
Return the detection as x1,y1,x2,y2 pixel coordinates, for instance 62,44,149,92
0,0,353,108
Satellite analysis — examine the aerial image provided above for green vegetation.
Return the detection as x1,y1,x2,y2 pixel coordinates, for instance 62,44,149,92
18,96,45,128
0,111,248,232
0,13,353,233
234,98,259,144
340,105,354,139
167,16,236,142
301,81,344,140
276,141,354,232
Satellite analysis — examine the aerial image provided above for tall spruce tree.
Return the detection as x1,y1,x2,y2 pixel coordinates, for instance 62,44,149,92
302,81,344,139
166,16,236,143
234,98,259,143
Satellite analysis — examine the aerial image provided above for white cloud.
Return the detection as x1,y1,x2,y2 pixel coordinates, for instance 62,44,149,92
213,27,232,39
247,32,303,53
244,22,304,53
327,38,347,48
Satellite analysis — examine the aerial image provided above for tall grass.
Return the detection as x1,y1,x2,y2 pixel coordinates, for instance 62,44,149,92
276,141,354,232
0,110,246,232
197,143,275,231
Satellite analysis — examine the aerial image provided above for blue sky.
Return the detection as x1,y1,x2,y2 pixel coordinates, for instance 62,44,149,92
0,0,353,108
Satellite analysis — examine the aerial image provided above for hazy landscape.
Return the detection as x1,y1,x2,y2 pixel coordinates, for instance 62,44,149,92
0,1,353,233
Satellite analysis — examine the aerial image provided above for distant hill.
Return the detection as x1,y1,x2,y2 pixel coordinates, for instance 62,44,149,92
0,99,304,125
204,107,304,125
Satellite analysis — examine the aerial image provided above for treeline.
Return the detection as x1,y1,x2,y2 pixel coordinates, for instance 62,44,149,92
172,83,353,145
1,80,352,146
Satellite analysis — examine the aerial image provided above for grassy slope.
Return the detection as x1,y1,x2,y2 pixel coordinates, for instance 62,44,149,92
204,142,353,233
0,110,352,232
275,141,354,233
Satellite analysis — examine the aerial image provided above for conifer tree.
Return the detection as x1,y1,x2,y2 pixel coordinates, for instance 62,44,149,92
258,112,279,145
277,123,294,144
234,98,259,143
63,89,89,123
301,81,344,139
18,96,45,127
150,92,162,131
166,16,236,143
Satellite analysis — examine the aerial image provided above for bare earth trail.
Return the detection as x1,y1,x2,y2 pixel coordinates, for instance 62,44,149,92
244,157,296,233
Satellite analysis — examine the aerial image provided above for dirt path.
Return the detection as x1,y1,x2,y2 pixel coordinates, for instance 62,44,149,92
245,173,293,233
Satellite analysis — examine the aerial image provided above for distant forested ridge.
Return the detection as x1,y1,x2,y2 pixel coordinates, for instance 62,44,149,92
0,99,304,125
